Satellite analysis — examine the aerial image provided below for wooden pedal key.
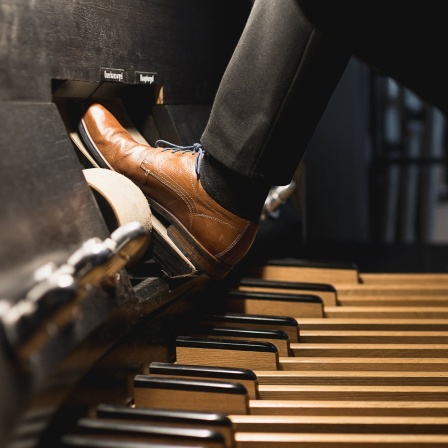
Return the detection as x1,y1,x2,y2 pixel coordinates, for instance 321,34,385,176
200,313,300,343
133,375,250,415
66,417,227,447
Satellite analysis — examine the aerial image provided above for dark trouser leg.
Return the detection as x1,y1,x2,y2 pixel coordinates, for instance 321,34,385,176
201,0,350,186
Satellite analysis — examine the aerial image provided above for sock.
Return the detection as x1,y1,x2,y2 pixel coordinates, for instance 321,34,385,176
199,152,271,222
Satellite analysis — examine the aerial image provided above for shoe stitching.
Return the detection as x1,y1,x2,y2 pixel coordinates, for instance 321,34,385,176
84,110,239,241
152,141,234,222
194,213,242,231
194,213,251,259
139,157,151,188
155,152,198,218
153,140,205,220
156,153,249,231
215,221,252,258
84,110,254,267
141,150,198,226
93,129,245,237
139,146,252,257
154,158,244,233
194,179,226,219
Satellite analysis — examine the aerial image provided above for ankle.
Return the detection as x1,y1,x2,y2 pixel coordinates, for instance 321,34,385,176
200,153,270,222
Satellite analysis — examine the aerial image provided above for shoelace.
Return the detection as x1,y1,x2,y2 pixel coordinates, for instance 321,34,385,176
155,140,204,176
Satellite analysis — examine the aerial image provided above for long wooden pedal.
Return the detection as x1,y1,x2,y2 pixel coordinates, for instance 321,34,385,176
280,357,448,372
149,361,448,397
140,363,448,417
133,375,250,415
288,343,448,358
149,362,259,399
175,337,280,371
244,266,448,302
361,273,448,285
200,313,300,342
228,415,448,434
96,405,448,437
138,361,448,416
62,416,448,448
61,434,207,447
191,326,292,357
249,400,448,417
255,384,448,401
298,330,448,344
245,258,448,286
334,284,448,297
128,376,448,434
95,403,236,448
244,259,360,284
338,296,448,307
235,279,337,306
199,315,448,341
296,318,448,331
87,404,448,448
175,338,448,370
196,315,448,346
235,278,448,306
186,326,448,357
234,432,448,447
61,431,448,448
255,370,448,387
324,306,448,319
173,337,448,378
68,417,227,447
226,290,324,318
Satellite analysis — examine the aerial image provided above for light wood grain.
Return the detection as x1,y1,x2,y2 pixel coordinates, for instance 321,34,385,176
338,296,448,306
229,414,448,434
361,273,448,284
236,286,337,306
176,346,279,371
290,343,448,358
256,384,448,401
255,370,448,386
280,357,448,371
334,284,448,297
249,399,448,416
245,265,360,284
226,297,324,318
234,432,448,447
298,330,448,344
296,318,448,331
324,306,448,319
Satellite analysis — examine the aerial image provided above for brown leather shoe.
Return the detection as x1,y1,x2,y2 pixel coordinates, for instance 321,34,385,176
79,103,259,279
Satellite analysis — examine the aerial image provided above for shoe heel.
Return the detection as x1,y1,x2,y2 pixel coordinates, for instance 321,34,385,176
149,215,199,279
167,225,232,279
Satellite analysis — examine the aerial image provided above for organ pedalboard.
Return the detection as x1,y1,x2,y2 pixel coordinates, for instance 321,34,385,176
56,259,448,448
3,1,448,447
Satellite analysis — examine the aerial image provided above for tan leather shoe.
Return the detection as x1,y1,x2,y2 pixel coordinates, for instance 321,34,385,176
79,103,259,279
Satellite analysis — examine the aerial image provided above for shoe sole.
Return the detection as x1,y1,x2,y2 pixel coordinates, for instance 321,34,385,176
148,198,233,279
78,120,114,170
78,119,230,279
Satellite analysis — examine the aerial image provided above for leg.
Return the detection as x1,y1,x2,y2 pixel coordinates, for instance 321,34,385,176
201,0,350,186
77,0,350,278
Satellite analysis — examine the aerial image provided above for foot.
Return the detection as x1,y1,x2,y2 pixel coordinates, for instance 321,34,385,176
79,103,259,279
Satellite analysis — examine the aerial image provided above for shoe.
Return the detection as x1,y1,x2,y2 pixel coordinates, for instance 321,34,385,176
78,103,259,279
